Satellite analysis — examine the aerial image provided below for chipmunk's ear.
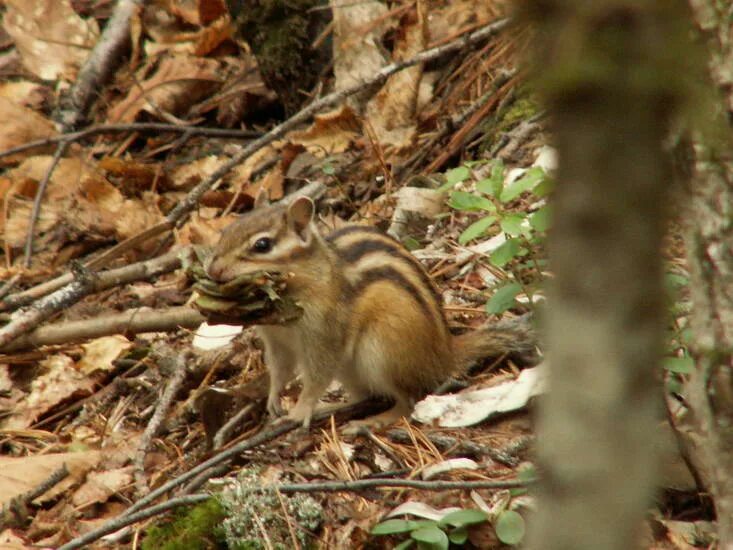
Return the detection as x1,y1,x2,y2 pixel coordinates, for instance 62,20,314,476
254,188,270,208
286,196,315,241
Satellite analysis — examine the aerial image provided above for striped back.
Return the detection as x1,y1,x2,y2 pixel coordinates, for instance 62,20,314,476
326,226,447,333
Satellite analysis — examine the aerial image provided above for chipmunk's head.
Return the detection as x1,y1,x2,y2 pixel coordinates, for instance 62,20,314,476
206,196,317,283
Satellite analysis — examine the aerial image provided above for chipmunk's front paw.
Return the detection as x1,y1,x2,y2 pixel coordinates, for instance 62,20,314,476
286,401,315,428
267,395,284,418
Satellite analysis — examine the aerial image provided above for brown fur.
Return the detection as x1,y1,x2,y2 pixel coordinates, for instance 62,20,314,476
207,197,531,429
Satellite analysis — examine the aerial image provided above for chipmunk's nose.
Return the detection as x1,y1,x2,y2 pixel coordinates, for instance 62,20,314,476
205,256,227,282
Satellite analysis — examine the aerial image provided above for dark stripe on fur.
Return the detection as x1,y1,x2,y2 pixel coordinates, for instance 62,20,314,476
326,225,385,242
354,266,435,322
337,238,403,263
330,228,442,303
339,239,443,306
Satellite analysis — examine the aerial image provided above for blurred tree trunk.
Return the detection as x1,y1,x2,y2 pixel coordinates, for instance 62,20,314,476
519,2,691,549
683,1,733,545
227,0,331,115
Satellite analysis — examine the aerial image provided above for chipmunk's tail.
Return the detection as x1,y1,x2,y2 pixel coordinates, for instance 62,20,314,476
451,314,538,372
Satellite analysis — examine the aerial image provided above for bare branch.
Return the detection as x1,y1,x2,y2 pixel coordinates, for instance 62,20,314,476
0,306,204,353
134,354,190,496
0,123,262,163
0,249,185,350
61,494,211,549
58,475,527,549
164,18,510,227
22,142,68,268
57,400,388,550
57,0,144,130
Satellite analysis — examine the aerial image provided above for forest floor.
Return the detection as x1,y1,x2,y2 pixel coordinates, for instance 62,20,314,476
0,1,709,549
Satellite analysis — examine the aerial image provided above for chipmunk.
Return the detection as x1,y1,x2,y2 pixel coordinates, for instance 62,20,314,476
206,196,535,429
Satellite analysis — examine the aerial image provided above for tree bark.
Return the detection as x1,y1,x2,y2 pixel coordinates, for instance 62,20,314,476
683,1,733,545
521,1,691,549
227,0,332,115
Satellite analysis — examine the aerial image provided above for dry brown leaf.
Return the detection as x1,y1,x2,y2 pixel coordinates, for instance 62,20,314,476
1,355,95,430
364,8,428,150
177,210,238,246
0,97,57,166
0,450,102,507
0,81,50,110
77,336,132,375
171,0,228,26
193,14,232,56
288,105,361,157
331,0,390,107
258,165,285,201
428,0,500,46
6,157,96,204
0,528,30,549
166,0,233,56
0,365,24,422
228,146,278,184
70,467,133,508
5,155,166,254
3,157,111,251
108,55,222,123
3,197,60,255
113,196,164,243
65,174,126,241
99,156,168,194
169,155,229,190
3,0,99,81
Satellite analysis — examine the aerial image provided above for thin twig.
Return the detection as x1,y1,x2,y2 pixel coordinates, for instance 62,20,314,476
164,18,510,228
386,429,529,468
0,249,186,350
0,274,96,350
56,0,144,130
0,123,262,163
58,423,301,550
213,403,256,449
0,306,204,353
182,464,231,496
134,354,190,496
253,477,529,493
1,21,506,345
58,401,382,550
396,68,517,180
0,180,325,315
1,222,175,312
0,274,20,301
1,464,69,528
276,489,301,550
62,494,211,549
424,75,517,174
22,464,69,503
496,119,542,160
59,476,527,550
23,142,68,268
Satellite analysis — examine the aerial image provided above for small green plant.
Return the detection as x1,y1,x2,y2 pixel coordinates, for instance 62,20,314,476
493,510,526,546
444,160,552,314
370,508,489,549
142,498,227,550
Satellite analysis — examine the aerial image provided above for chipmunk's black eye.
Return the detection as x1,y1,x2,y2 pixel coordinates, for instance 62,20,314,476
252,237,273,253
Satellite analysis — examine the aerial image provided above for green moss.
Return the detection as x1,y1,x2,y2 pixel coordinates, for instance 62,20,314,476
500,95,540,128
142,498,227,550
475,87,541,155
233,0,330,114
